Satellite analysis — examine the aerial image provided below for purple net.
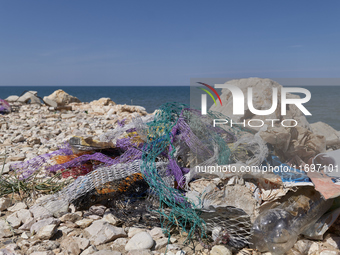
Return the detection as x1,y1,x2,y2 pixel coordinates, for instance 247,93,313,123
117,118,126,127
166,117,193,187
11,142,73,179
48,152,116,173
48,134,144,174
116,136,141,151
112,147,143,164
12,131,146,179
11,106,236,188
0,99,11,114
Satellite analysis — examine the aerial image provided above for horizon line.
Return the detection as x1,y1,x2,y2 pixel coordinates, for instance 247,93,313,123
0,84,191,86
0,84,339,86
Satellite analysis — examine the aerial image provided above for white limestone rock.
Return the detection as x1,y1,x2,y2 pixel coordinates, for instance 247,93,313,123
29,205,53,220
36,224,58,240
103,212,121,226
42,97,58,108
155,238,169,250
30,217,60,234
19,217,36,231
17,91,41,104
11,134,25,143
80,246,98,255
0,197,12,211
16,209,33,224
89,98,116,106
308,242,320,255
46,89,81,106
294,239,313,254
128,227,146,238
326,235,340,249
148,227,165,240
59,212,82,223
73,237,90,251
210,245,232,255
75,218,94,228
1,163,11,174
61,237,82,255
111,238,128,248
310,121,340,147
6,212,22,228
7,202,27,212
125,231,154,251
5,95,19,102
85,220,126,245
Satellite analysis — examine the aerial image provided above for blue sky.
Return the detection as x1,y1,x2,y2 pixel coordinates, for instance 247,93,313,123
0,0,339,85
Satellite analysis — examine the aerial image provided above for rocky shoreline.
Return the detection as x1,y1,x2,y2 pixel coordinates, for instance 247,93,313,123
0,91,148,166
0,91,193,255
1,86,340,255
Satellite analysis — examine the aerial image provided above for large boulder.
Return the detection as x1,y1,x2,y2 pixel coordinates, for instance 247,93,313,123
17,91,41,104
310,121,340,148
5,95,19,102
209,78,310,129
259,126,326,162
46,89,81,106
42,97,58,108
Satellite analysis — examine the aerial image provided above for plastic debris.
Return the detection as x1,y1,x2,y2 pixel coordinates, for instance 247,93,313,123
252,188,333,254
313,149,340,180
302,207,340,240
68,136,115,152
263,155,312,187
306,170,340,200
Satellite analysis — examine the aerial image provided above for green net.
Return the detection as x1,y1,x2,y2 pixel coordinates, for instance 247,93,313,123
140,102,242,241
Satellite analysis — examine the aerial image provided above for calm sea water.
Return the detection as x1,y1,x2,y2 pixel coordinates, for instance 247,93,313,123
0,86,339,130
0,86,191,113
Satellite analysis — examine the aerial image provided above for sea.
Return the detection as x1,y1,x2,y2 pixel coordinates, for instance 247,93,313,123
0,86,339,130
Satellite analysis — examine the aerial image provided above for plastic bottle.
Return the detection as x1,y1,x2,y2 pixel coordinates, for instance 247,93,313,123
252,188,333,254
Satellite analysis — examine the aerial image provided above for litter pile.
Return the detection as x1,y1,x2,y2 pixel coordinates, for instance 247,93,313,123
2,80,340,255
6,98,340,254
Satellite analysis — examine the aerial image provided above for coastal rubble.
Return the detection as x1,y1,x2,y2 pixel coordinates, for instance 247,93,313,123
1,79,340,255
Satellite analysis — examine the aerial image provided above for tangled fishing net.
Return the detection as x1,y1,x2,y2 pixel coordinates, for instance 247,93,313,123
16,102,269,249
